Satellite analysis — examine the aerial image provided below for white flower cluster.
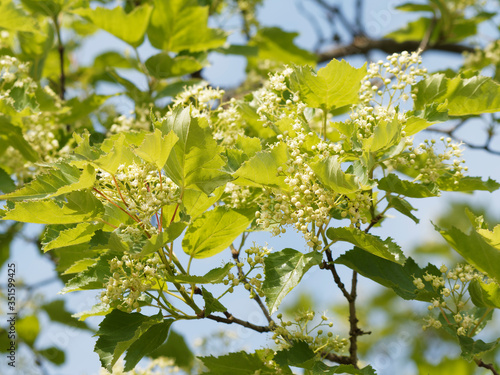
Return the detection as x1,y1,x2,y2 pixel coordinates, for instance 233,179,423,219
95,163,180,226
420,264,487,336
172,82,225,111
223,182,252,208
464,40,500,70
100,357,179,375
273,311,349,354
101,253,163,313
0,55,37,106
392,137,467,184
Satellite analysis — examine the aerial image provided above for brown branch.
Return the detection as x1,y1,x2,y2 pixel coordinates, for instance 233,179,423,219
206,312,272,333
322,352,352,365
317,38,475,62
323,250,352,302
476,359,499,375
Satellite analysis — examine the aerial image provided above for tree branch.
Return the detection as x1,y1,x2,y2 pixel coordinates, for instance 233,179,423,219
476,359,499,375
206,312,272,333
317,38,475,62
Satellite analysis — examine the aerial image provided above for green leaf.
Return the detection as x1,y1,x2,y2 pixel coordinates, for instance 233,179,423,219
273,340,315,369
123,320,173,371
2,191,104,224
94,309,167,371
36,347,65,365
17,315,40,347
365,118,402,153
133,129,178,170
387,195,420,223
201,286,226,315
248,27,316,65
43,222,103,252
378,174,440,198
437,176,500,193
290,59,366,110
73,5,152,47
0,163,96,201
436,216,500,281
263,248,322,314
148,330,194,369
148,0,226,53
20,0,66,17
233,142,288,189
0,0,38,32
145,53,204,79
413,74,500,116
458,336,500,361
41,300,91,331
94,133,139,175
165,263,233,284
200,351,274,375
327,227,406,264
335,248,441,301
385,16,431,42
311,156,365,194
161,107,231,194
59,94,111,123
0,120,38,162
182,207,252,258
73,303,112,322
181,186,224,220
61,252,114,293
0,167,16,194
469,280,500,309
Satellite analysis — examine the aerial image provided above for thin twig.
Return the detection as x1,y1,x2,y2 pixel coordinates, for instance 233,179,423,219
206,312,272,333
475,359,499,375
419,16,437,51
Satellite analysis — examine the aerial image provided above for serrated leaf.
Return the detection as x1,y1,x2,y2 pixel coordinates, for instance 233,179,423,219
327,227,406,264
145,53,204,79
387,195,420,223
0,0,38,32
201,287,226,315
148,0,226,53
182,186,224,220
94,133,139,175
73,303,112,321
436,215,500,281
335,248,441,301
73,5,152,47
233,142,288,189
310,156,363,194
41,300,91,331
437,176,500,193
273,340,315,369
165,263,233,284
94,309,166,371
148,330,194,369
0,119,38,162
61,252,114,293
263,248,322,314
378,174,440,198
290,59,366,110
365,118,402,152
2,190,104,224
469,280,500,309
43,222,103,252
0,163,96,201
458,336,500,361
161,107,231,194
413,74,500,116
182,207,251,258
200,351,275,375
123,319,173,371
133,129,178,170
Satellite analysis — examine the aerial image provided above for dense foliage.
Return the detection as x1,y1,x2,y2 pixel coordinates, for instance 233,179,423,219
1,0,500,374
